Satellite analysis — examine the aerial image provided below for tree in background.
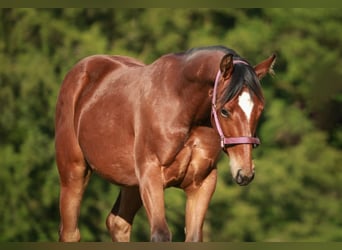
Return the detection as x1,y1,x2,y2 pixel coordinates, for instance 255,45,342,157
0,8,341,241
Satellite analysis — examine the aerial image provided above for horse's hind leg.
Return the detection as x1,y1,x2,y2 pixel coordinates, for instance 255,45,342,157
56,132,91,242
106,186,142,242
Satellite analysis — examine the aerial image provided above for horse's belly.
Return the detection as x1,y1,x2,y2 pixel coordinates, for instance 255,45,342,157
77,104,138,186
80,135,138,186
80,135,138,185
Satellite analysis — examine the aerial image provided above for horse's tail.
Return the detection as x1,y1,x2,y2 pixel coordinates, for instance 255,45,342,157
54,57,94,168
55,57,90,142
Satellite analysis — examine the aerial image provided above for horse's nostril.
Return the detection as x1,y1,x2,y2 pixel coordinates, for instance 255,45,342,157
235,169,244,185
235,169,254,186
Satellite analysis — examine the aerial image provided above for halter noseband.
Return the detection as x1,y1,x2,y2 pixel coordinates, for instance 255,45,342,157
211,60,261,149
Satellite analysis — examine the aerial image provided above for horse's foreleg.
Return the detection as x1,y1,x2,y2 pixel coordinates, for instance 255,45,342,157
58,162,91,242
106,186,142,242
138,165,171,242
184,168,217,242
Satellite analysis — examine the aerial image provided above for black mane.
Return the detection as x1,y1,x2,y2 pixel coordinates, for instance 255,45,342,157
181,45,264,104
220,62,264,105
184,45,239,57
177,45,264,104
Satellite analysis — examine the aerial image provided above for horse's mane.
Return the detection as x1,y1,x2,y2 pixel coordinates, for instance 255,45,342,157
183,45,239,57
222,59,264,105
178,45,264,104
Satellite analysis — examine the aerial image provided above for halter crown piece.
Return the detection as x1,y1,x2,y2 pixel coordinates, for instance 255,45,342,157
211,60,261,149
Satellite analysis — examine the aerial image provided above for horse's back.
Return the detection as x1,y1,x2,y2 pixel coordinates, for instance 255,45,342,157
55,54,144,126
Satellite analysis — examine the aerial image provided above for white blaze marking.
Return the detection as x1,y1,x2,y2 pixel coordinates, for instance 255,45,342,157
238,91,254,121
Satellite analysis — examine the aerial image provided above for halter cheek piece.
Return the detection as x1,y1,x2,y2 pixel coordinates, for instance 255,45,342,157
211,60,261,149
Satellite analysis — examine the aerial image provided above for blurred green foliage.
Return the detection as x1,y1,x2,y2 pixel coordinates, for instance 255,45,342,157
0,8,341,241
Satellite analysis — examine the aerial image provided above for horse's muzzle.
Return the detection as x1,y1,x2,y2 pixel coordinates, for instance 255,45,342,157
235,169,255,186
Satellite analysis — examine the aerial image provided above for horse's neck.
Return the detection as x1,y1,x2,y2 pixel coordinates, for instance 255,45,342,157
179,51,224,125
182,51,223,83
146,51,223,125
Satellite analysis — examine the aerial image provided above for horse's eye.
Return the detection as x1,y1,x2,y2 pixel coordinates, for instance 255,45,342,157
220,108,229,118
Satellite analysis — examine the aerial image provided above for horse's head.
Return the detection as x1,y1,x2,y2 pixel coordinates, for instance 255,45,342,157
211,53,276,186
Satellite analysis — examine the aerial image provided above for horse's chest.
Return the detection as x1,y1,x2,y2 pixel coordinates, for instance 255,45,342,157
161,143,216,189
161,142,191,187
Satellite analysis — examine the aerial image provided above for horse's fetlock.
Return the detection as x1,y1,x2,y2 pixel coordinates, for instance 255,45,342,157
59,228,81,242
151,228,172,242
106,214,131,242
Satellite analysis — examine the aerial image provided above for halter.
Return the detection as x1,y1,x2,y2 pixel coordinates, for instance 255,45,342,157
211,60,261,149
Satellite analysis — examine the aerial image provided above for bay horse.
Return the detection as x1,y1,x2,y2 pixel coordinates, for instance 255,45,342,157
55,46,276,242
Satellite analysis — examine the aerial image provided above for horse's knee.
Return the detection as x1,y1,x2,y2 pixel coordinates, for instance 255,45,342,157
106,214,131,242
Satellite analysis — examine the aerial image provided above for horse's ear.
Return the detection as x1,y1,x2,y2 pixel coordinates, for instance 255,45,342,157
220,53,234,79
254,54,276,80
